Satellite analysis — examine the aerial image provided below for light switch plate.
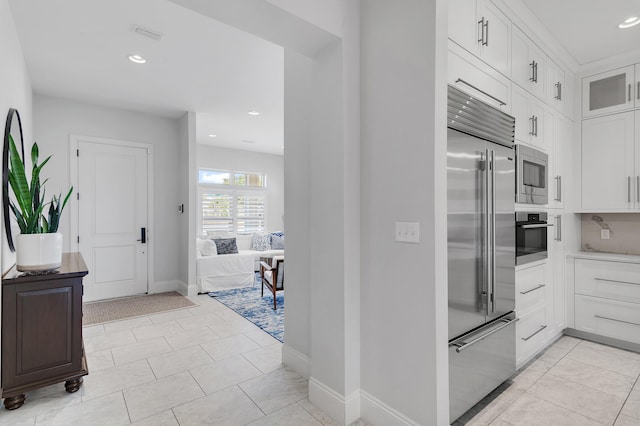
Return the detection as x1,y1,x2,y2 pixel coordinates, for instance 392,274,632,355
395,222,420,243
601,229,610,239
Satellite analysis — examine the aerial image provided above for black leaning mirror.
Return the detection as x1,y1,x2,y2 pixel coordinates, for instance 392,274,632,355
3,108,26,252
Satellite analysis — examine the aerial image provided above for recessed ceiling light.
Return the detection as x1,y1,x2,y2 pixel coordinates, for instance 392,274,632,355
208,134,217,138
248,110,260,116
619,16,640,29
128,54,146,64
281,145,285,149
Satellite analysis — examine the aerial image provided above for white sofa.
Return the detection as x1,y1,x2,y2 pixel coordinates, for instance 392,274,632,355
196,233,284,293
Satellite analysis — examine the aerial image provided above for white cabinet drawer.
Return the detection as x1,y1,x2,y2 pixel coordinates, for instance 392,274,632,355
516,305,547,367
575,259,640,304
575,295,640,344
516,263,546,315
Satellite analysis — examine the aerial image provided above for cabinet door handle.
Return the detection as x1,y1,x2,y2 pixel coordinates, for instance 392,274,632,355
637,82,639,100
534,62,538,83
530,61,536,82
629,176,632,203
520,284,545,295
555,215,562,242
595,315,640,327
555,176,562,202
629,83,632,102
455,79,507,106
478,18,485,44
484,20,489,46
522,325,546,341
529,116,535,135
637,176,639,203
555,82,562,100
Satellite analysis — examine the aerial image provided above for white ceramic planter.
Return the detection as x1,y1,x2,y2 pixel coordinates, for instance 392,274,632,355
16,233,63,272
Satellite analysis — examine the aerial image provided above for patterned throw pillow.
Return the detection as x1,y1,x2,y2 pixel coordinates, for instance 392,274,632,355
214,238,238,255
271,234,285,250
252,233,271,251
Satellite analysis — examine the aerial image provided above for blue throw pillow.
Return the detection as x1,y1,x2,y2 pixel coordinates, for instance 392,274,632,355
214,238,238,255
271,234,285,250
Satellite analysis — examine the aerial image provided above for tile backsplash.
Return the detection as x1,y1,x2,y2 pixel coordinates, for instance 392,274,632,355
581,214,640,255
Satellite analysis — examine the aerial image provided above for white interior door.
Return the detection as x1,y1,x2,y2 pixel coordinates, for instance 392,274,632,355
78,141,148,301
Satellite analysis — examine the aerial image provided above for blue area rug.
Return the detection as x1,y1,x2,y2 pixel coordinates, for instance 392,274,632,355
208,276,284,342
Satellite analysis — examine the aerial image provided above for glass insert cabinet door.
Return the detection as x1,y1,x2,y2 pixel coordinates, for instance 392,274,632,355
582,65,636,118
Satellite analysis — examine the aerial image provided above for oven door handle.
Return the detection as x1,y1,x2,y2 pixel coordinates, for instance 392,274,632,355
518,223,554,229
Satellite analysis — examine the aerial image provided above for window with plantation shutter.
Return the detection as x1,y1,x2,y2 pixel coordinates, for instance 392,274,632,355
198,169,267,235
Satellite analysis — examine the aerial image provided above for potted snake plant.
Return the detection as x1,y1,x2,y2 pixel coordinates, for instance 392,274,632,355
8,135,72,271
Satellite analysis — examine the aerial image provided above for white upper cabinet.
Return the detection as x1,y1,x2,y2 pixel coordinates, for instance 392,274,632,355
448,41,511,111
512,84,546,149
582,66,635,118
546,58,565,113
511,26,546,100
581,111,636,211
448,0,511,76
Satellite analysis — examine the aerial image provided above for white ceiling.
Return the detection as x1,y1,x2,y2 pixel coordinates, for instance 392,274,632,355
521,0,640,66
9,0,284,155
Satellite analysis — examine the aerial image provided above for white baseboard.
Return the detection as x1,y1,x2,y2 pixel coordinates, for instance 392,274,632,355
149,280,181,294
308,378,360,425
176,280,194,296
282,344,311,379
361,390,418,426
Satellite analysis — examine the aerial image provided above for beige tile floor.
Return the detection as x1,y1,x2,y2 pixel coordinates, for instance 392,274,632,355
0,294,368,426
456,336,640,426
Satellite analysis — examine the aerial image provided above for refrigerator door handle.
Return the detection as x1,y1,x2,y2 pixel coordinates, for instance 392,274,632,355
450,316,519,353
490,150,496,314
484,149,491,315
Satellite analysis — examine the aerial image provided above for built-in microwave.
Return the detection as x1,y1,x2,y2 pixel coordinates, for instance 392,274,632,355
516,144,548,205
515,212,553,265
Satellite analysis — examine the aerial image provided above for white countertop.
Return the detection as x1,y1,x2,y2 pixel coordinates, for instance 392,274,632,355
567,251,640,264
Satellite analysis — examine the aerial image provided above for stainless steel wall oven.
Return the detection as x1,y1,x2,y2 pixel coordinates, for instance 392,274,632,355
515,212,553,265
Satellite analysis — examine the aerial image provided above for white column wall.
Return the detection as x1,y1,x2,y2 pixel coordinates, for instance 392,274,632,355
360,1,449,424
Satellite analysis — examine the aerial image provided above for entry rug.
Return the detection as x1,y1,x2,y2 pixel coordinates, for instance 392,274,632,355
208,285,284,342
83,292,196,325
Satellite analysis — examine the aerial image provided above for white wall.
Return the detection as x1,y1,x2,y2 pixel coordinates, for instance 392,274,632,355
360,1,449,425
178,112,197,293
32,95,181,290
0,0,33,274
195,144,284,232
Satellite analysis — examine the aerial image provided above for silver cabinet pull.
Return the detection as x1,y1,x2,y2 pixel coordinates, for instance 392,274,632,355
519,223,554,229
450,317,519,353
595,315,640,327
530,61,536,82
454,79,507,106
555,176,562,202
520,284,545,295
594,277,640,286
478,18,485,44
484,20,489,46
535,116,538,136
637,176,639,203
529,116,535,135
629,83,632,102
629,176,632,203
555,215,562,242
637,81,640,100
522,325,546,341
557,82,562,100
534,62,538,83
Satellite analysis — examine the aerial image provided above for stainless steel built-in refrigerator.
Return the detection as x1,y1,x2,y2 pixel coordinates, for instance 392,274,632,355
447,85,517,422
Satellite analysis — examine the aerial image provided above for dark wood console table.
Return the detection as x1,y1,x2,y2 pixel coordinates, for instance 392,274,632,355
1,252,88,410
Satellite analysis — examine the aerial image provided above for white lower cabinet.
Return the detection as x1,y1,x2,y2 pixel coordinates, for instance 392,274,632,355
572,257,640,345
515,262,549,368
